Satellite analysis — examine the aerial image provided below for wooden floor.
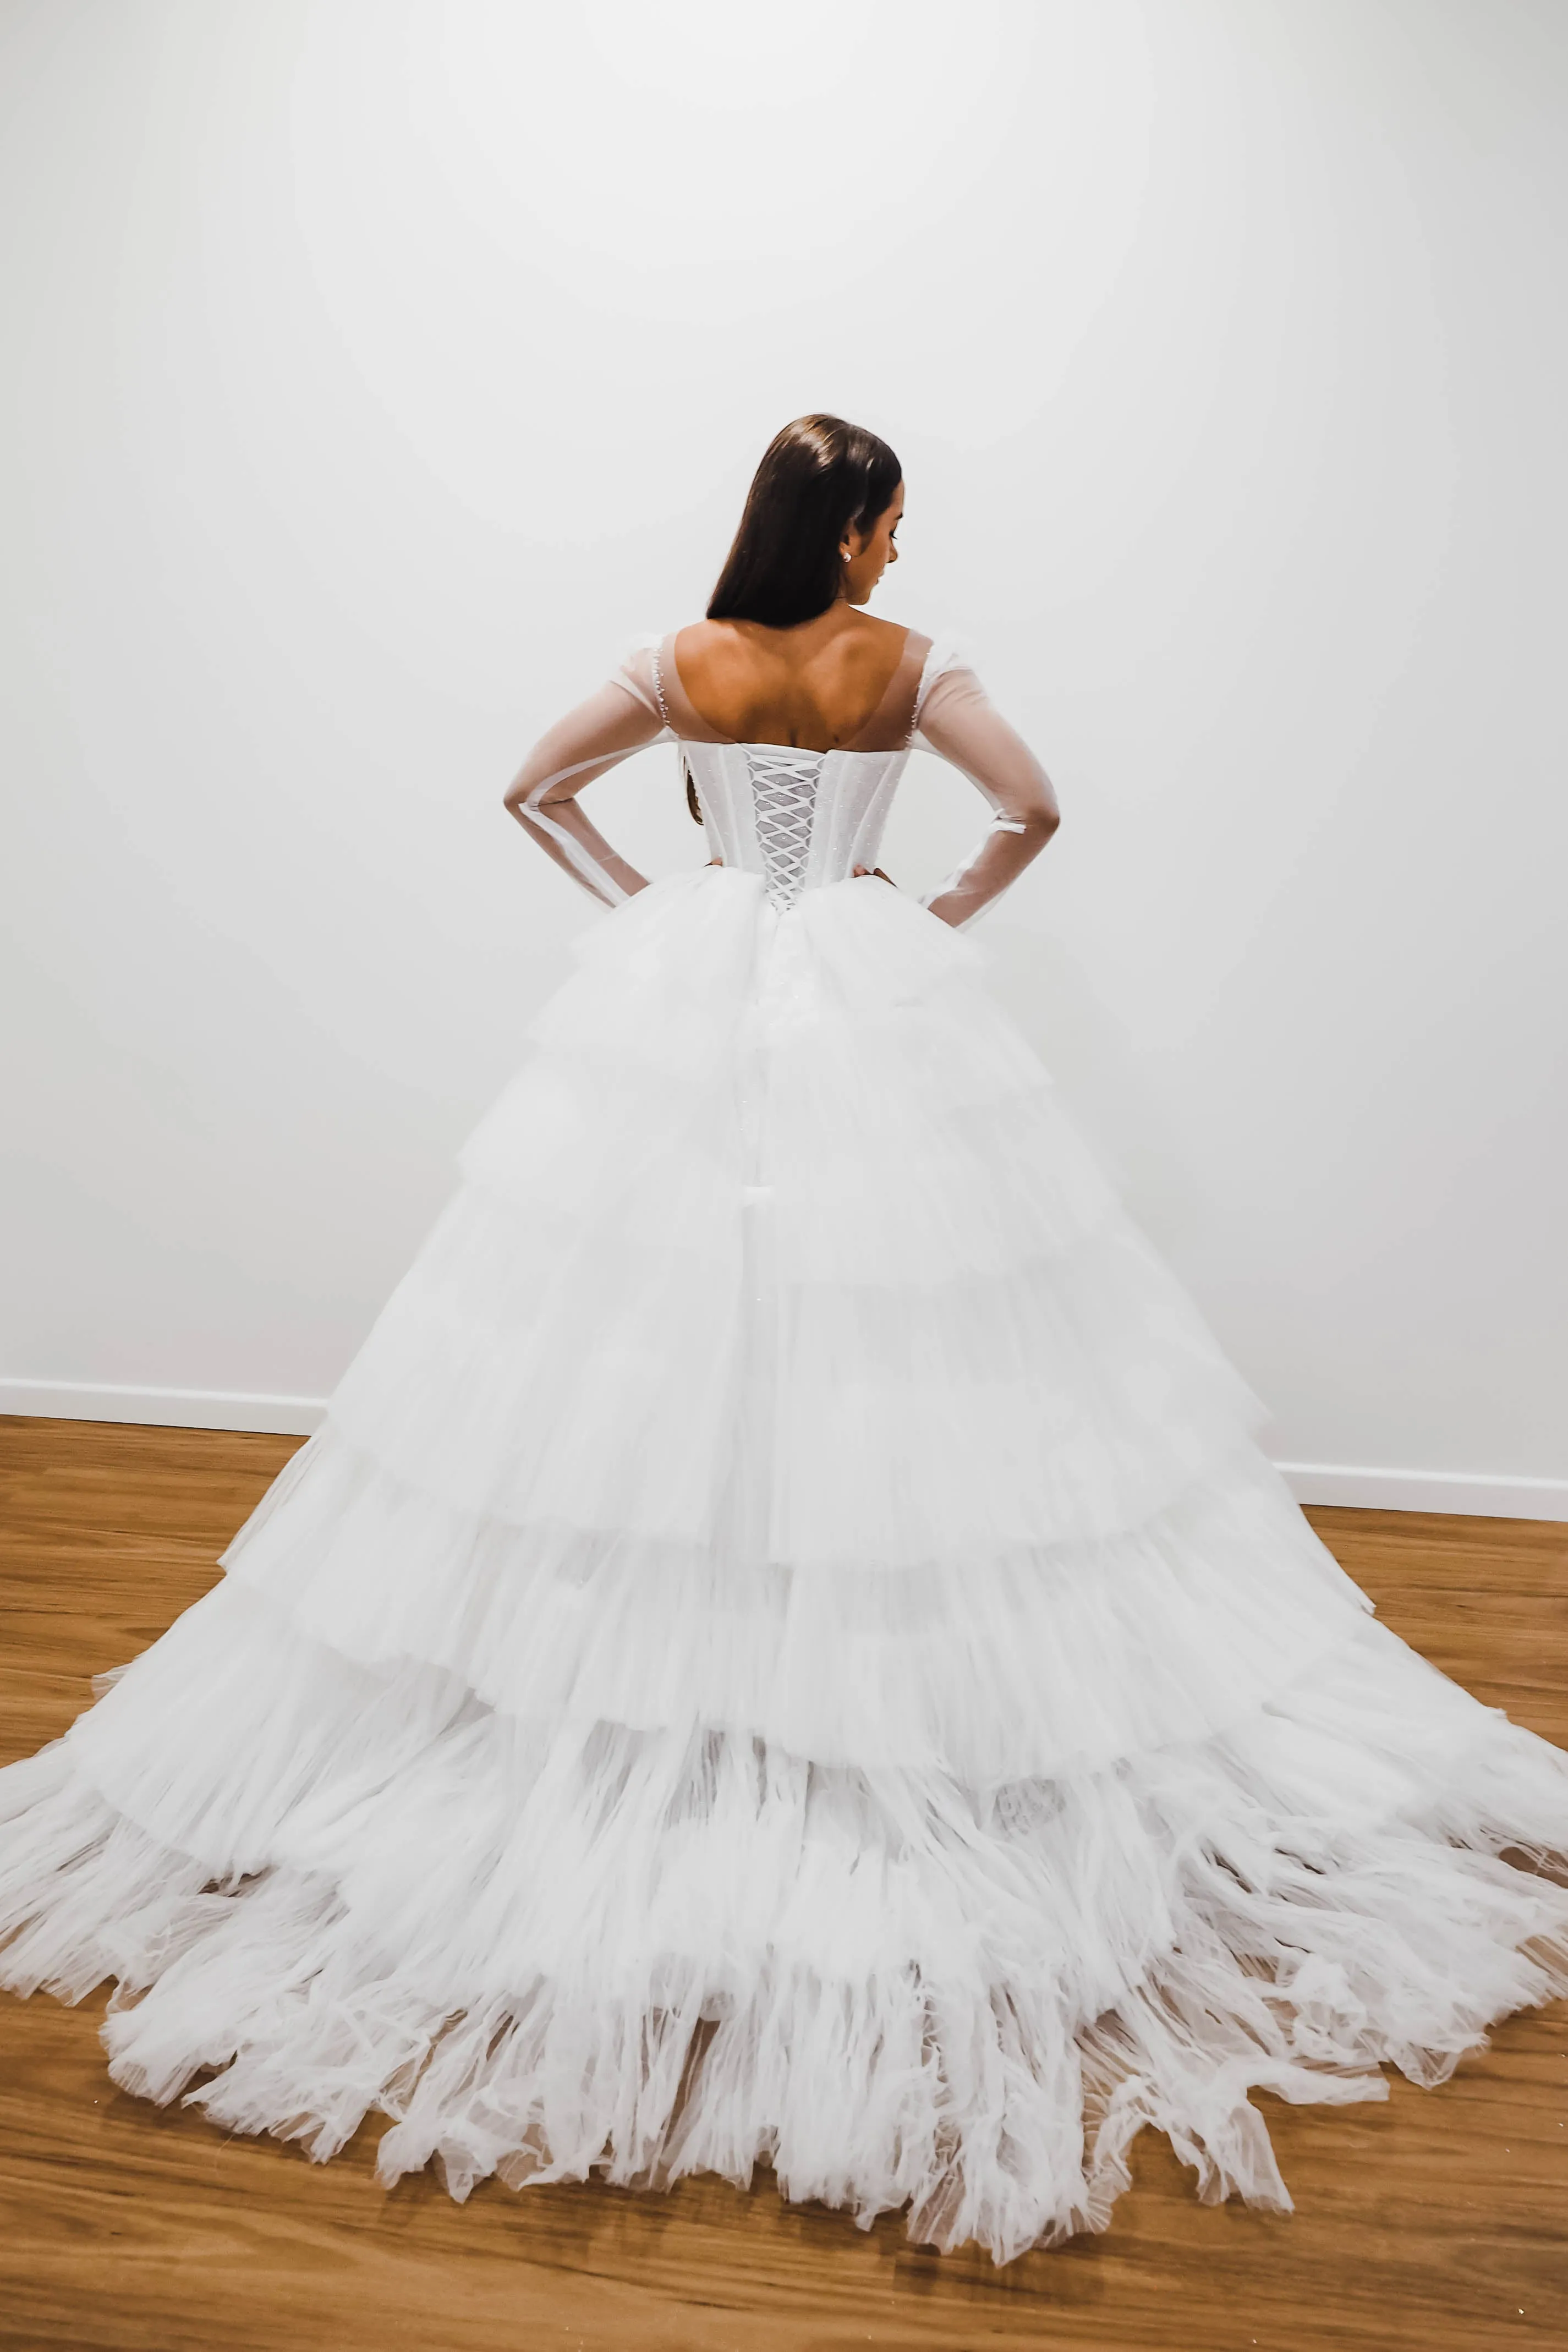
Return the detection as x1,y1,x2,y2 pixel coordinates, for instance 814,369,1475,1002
1,1416,1565,2352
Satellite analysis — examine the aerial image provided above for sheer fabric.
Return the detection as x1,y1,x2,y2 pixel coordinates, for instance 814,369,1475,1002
912,660,1059,928
506,627,1056,924
506,675,664,907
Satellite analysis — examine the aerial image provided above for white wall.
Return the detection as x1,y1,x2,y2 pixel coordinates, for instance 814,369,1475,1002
3,0,1565,1514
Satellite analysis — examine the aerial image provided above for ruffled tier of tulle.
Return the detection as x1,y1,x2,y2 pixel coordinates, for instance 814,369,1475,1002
4,865,1567,2261
321,1182,1273,1561
4,1589,1567,2263
314,868,1271,1564
219,1427,1371,1783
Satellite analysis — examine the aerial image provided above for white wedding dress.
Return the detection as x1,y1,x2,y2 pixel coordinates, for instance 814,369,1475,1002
3,628,1567,2265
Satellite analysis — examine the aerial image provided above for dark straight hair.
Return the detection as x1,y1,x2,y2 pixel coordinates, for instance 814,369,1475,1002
707,415,902,629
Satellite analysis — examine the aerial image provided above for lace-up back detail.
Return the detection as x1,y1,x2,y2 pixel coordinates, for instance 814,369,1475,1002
510,622,1054,925
641,629,933,909
745,747,825,910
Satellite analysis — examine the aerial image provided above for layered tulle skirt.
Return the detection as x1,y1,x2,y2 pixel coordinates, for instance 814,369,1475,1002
3,868,1567,2262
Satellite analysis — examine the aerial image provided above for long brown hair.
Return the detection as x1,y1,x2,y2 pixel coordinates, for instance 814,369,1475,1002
708,414,902,629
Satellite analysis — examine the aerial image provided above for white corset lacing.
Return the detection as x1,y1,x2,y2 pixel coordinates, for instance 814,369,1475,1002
744,747,824,911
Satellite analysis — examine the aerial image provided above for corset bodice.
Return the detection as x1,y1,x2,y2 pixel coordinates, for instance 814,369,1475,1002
681,741,911,911
509,626,1056,932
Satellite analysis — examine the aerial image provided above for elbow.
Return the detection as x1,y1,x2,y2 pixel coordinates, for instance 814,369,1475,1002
1022,760,1060,847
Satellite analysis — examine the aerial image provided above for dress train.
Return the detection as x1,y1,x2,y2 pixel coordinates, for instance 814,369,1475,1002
4,867,1566,2263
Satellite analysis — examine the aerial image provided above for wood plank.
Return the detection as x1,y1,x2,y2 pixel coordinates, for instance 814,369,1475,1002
2,1417,1565,2350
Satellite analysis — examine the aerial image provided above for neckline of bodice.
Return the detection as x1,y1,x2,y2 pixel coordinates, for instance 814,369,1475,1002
677,738,898,759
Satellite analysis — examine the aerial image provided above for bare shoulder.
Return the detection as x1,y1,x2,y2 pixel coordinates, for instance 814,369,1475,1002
810,610,913,667
670,617,750,683
837,613,929,678
846,612,912,651
671,618,730,656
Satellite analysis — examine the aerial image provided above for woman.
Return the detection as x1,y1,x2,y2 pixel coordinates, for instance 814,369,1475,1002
3,416,1566,2265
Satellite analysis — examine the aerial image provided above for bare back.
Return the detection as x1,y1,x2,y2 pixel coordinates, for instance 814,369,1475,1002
671,612,921,753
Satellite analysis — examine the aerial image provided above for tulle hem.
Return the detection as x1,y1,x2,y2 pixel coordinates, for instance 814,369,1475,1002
4,1662,1567,2265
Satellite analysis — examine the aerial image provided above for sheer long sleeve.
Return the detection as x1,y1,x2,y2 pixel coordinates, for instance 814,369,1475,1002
914,664,1060,928
503,648,671,907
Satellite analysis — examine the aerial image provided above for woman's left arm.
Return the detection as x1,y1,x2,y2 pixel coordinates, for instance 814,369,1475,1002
914,667,1060,928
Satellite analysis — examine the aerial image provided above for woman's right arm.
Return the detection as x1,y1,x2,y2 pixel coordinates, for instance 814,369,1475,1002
914,666,1060,928
503,655,670,907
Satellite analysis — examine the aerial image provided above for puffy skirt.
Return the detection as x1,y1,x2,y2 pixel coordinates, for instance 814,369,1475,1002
3,868,1567,2263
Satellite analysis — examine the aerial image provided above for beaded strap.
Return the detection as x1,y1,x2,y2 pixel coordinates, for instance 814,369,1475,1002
649,639,672,729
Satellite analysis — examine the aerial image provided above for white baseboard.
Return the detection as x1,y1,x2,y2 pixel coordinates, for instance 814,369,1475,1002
3,1380,1566,1522
1274,1460,1568,1522
0,1379,327,1439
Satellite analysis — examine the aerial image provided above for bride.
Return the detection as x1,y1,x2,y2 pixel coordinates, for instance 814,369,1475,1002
3,414,1566,2265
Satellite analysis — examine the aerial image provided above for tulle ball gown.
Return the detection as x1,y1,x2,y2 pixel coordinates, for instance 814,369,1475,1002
3,626,1567,2267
